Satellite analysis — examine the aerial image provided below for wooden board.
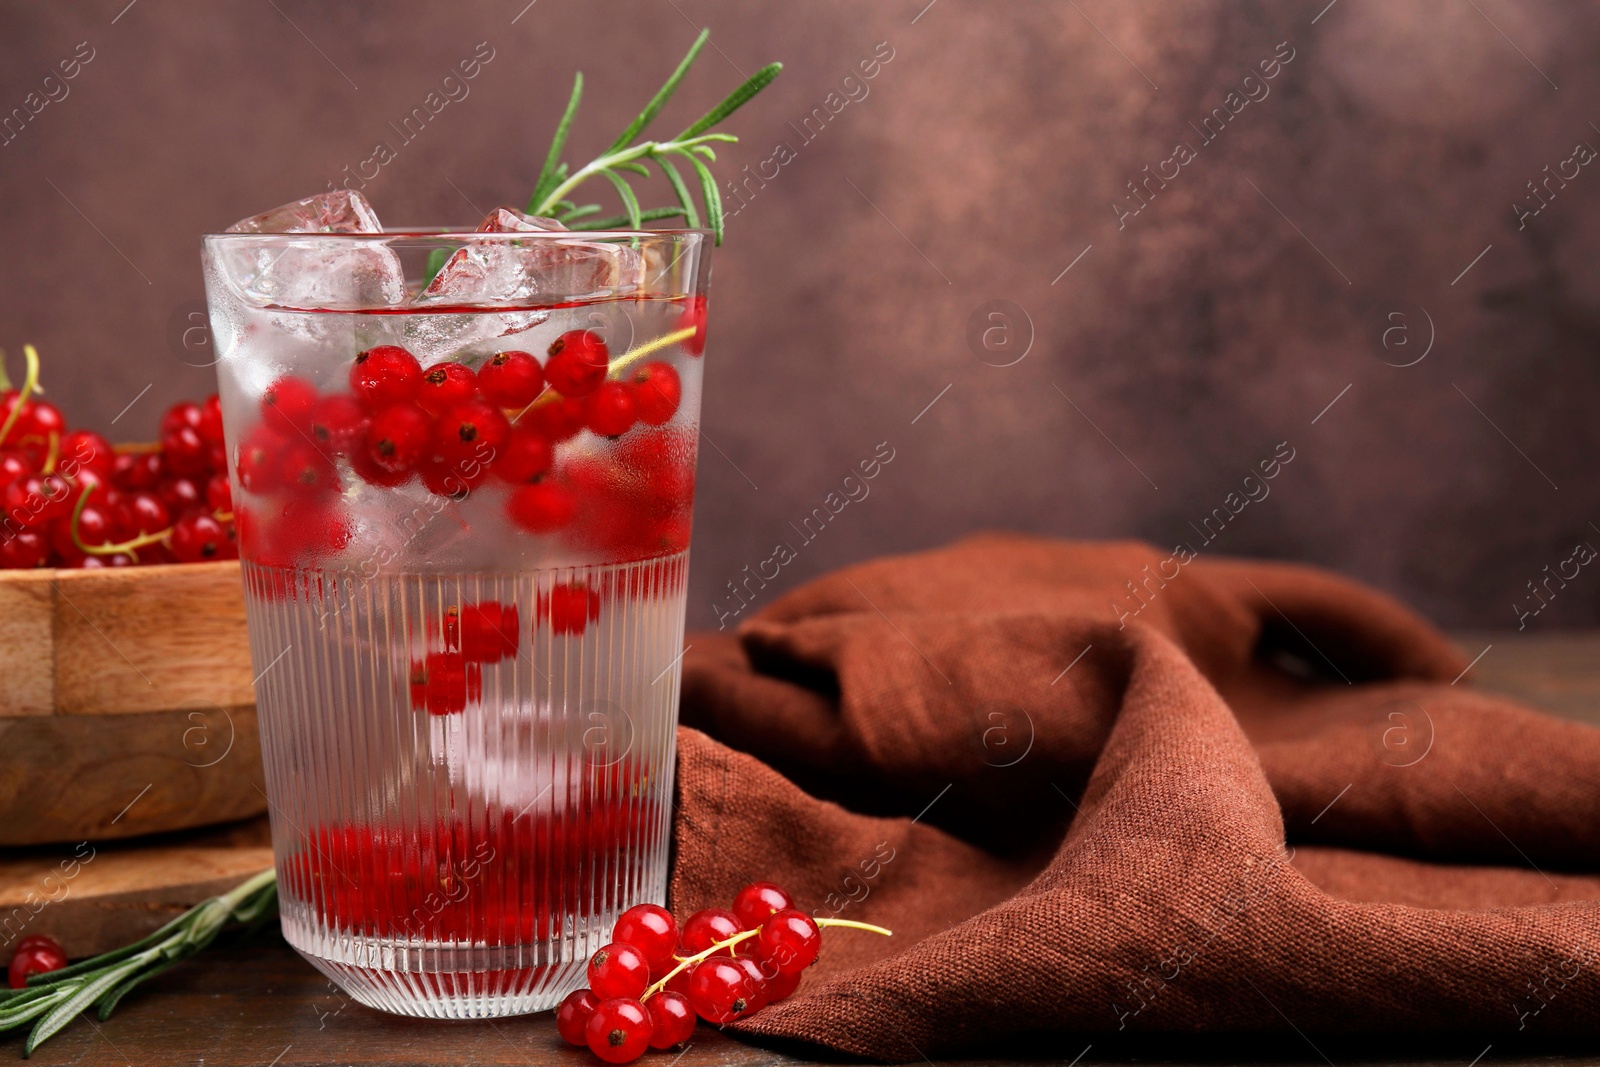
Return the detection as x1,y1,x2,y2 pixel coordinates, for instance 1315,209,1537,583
0,817,272,959
0,561,265,844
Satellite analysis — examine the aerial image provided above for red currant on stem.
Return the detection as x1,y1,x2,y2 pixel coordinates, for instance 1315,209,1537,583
477,350,544,408
680,908,741,957
646,990,695,1049
686,957,754,1024
506,481,575,534
260,376,317,434
631,362,681,426
524,393,590,442
491,425,552,484
612,903,678,976
350,345,422,409
585,998,651,1064
415,361,478,416
754,909,822,975
731,881,794,931
545,330,610,397
586,382,638,438
588,942,650,1001
556,988,599,1046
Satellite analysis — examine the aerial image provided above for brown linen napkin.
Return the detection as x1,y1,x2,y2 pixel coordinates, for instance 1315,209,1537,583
669,534,1600,1060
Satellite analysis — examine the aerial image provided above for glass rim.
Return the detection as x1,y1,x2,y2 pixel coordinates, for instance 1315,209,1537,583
201,227,712,242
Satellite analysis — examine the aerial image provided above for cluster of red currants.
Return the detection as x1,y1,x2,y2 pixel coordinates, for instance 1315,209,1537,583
0,375,236,569
6,935,66,989
234,322,692,570
557,882,829,1064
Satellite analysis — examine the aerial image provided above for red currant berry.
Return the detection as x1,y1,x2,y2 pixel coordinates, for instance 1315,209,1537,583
525,393,590,442
59,430,114,478
198,394,226,444
277,496,351,555
646,991,696,1049
419,456,482,499
732,882,795,931
350,449,413,488
124,492,172,535
491,425,553,484
161,423,211,478
160,476,206,515
445,601,519,662
588,942,650,1001
260,376,318,434
235,426,286,493
556,988,600,1046
613,904,679,976
732,956,771,1012
680,908,741,958
434,400,510,471
205,474,232,513
675,295,708,357
308,393,367,457
6,473,75,527
127,452,164,491
585,997,651,1064
365,404,433,473
506,481,575,533
631,362,682,426
408,652,478,715
170,513,228,562
351,345,422,409
23,400,65,439
160,400,203,438
0,451,35,484
53,504,117,557
754,909,821,975
545,330,610,397
415,362,478,416
766,966,802,1003
586,382,638,438
538,582,600,635
0,530,48,569
7,935,66,989
477,350,545,407
279,443,338,497
686,957,753,1024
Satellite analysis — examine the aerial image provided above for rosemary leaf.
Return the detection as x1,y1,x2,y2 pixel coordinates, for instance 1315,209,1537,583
607,28,709,153
558,203,603,222
95,960,182,1022
676,62,782,140
658,154,701,229
570,206,686,230
683,152,725,244
613,160,652,178
25,959,144,1055
600,170,644,230
529,73,583,213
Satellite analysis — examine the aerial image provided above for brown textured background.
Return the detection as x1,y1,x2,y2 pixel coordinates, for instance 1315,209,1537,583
1,0,1597,630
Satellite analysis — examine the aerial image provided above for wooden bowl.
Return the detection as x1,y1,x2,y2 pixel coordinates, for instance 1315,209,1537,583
0,561,265,845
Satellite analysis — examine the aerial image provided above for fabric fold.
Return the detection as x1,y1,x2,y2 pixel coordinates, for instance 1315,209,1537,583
670,535,1600,1059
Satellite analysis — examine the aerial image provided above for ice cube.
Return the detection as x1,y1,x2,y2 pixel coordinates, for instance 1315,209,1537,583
417,206,643,306
225,190,384,234
217,191,406,311
477,207,566,233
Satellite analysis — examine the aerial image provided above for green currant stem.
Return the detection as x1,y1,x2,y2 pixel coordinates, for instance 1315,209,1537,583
41,432,59,475
814,918,894,936
0,344,40,447
643,928,759,999
640,917,893,1000
68,486,168,558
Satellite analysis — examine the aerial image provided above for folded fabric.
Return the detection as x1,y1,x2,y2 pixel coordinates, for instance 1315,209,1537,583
670,534,1600,1061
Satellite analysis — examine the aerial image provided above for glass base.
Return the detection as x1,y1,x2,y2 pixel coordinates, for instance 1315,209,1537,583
287,926,597,1019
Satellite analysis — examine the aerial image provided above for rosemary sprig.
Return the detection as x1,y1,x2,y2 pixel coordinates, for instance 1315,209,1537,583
525,28,781,243
9,868,276,1057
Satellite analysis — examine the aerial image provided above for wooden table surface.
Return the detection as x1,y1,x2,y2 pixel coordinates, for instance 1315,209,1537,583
18,632,1600,1067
